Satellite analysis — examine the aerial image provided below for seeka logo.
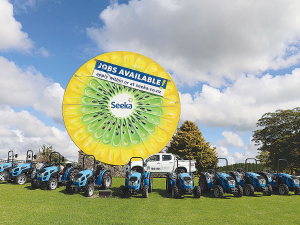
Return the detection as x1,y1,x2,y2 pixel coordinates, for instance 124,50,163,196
111,101,132,109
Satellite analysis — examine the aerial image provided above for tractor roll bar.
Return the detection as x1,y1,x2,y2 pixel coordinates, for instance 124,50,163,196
245,158,258,173
277,159,288,176
129,157,145,174
83,154,96,174
215,158,228,174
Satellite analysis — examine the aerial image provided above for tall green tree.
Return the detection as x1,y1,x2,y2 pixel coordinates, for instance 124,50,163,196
166,120,217,172
252,107,300,173
37,145,67,166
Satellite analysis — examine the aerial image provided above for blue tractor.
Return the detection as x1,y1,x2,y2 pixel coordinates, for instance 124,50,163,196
199,158,243,198
69,154,112,197
31,151,64,190
257,159,300,195
0,151,18,181
119,157,153,198
8,150,37,185
229,158,272,196
166,159,201,198
60,161,79,185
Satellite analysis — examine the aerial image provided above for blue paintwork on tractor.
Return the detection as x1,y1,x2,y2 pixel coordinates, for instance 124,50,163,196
37,165,59,182
0,163,13,173
9,163,31,177
263,171,300,189
126,171,150,191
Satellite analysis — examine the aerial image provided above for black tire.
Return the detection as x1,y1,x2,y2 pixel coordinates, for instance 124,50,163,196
193,186,201,198
85,182,95,197
0,171,9,181
31,178,39,189
172,185,180,199
47,178,58,190
199,175,209,193
119,185,127,198
67,168,79,182
278,184,289,195
166,176,171,193
234,185,243,197
148,174,153,193
101,171,112,190
16,173,27,185
265,184,272,196
142,185,148,198
66,181,73,193
244,184,254,196
213,185,224,198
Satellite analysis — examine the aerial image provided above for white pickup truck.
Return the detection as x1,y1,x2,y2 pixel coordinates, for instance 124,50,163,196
125,153,197,174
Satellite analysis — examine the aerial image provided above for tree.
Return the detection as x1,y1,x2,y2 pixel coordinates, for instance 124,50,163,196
166,120,217,172
252,107,300,173
37,144,67,166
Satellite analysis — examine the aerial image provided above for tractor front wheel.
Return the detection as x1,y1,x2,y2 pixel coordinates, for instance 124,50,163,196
172,185,180,199
101,171,112,190
31,178,40,189
234,185,243,197
119,185,127,198
294,188,300,195
47,178,58,190
16,173,27,185
264,184,272,196
278,184,289,195
193,186,201,198
244,184,254,196
66,181,73,193
213,185,223,198
0,171,9,181
142,185,149,198
85,183,95,197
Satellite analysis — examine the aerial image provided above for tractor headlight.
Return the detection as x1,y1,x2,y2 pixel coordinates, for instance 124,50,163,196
37,172,43,178
259,179,266,185
129,181,137,186
294,179,299,185
228,179,235,186
184,180,192,186
74,177,81,183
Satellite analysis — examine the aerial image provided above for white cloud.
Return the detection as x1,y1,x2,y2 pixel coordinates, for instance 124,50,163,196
227,151,257,165
216,131,244,148
215,146,229,158
0,106,79,161
87,0,300,87
180,68,300,131
0,0,34,51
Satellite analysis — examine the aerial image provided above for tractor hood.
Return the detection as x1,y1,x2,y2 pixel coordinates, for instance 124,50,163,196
127,172,142,190
9,163,31,176
73,170,93,186
0,162,13,172
179,173,194,188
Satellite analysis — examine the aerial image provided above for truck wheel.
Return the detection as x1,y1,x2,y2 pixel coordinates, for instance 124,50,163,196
67,168,79,182
0,171,9,181
199,175,209,192
16,173,27,185
47,178,58,190
85,183,95,197
66,181,73,193
101,171,112,190
172,185,180,198
148,174,153,193
264,184,272,196
213,185,223,198
244,184,254,196
31,178,39,189
119,185,127,198
193,186,201,198
278,184,289,195
142,185,149,198
166,176,171,193
234,185,243,197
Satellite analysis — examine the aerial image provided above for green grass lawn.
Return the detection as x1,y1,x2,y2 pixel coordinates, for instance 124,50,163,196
1,177,299,225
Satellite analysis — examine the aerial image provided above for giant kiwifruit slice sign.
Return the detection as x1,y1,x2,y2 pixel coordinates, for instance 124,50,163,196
63,51,180,165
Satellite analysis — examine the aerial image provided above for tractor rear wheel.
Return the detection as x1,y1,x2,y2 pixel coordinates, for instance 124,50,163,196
265,184,272,196
66,181,73,193
16,173,27,185
166,175,171,193
234,185,243,197
213,185,223,198
193,186,201,198
47,178,58,190
278,184,289,195
101,171,112,190
244,184,254,196
199,175,209,193
172,185,180,198
148,174,153,193
119,185,127,198
142,185,149,198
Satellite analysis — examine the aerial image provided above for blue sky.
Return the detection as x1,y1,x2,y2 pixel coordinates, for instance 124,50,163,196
1,0,300,163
